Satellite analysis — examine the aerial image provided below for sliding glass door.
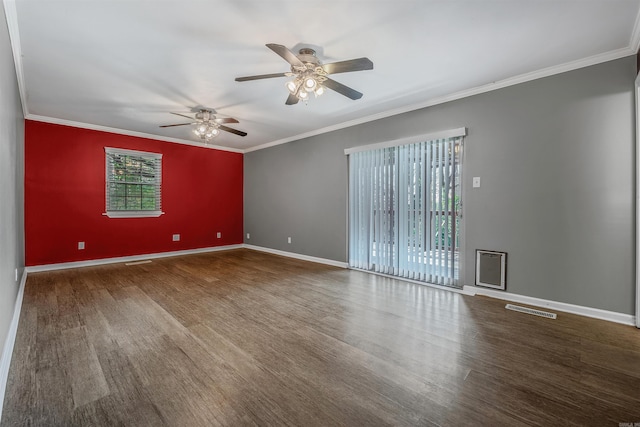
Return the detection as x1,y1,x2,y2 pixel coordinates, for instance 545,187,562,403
348,133,463,287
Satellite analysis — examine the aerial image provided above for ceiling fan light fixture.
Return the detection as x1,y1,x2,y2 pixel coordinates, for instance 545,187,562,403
161,110,246,141
304,77,317,91
286,80,298,94
194,123,220,141
235,43,373,105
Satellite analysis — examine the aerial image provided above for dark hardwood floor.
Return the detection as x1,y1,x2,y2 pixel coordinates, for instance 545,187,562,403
2,249,639,426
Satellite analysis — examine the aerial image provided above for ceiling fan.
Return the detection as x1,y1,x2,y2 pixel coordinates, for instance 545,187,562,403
160,109,247,142
235,44,373,105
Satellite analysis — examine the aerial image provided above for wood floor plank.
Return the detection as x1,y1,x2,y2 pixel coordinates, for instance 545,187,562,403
2,249,640,426
579,337,640,378
187,322,338,426
60,326,110,409
187,294,426,425
1,306,37,425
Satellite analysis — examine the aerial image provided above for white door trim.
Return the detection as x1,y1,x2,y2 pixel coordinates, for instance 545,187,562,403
635,71,640,328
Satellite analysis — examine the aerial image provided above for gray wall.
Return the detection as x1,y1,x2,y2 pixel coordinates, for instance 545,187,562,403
245,56,636,315
0,5,25,356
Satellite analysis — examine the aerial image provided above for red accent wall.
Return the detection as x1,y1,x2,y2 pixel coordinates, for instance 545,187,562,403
25,120,243,266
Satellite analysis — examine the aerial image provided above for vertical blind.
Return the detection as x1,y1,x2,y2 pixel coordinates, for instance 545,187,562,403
348,133,463,287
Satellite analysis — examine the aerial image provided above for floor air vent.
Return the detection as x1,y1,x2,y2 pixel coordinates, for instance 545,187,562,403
125,260,152,266
505,304,557,319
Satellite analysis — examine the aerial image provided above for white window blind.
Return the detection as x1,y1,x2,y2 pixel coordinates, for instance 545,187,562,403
105,147,163,218
348,133,463,287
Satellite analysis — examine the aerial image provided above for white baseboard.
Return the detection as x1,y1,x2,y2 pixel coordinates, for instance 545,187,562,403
0,269,27,420
464,285,636,326
25,244,244,273
243,244,348,268
241,247,634,327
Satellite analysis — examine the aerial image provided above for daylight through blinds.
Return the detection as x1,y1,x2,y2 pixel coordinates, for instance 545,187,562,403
348,136,463,287
105,148,162,214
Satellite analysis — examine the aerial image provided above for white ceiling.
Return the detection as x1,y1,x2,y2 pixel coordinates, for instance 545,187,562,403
5,0,640,153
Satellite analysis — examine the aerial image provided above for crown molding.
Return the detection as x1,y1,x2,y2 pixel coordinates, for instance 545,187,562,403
3,0,27,118
630,3,640,54
3,0,242,154
7,0,640,155
245,46,635,153
26,115,244,153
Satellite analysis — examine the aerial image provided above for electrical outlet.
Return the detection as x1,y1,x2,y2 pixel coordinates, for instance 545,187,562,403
78,241,85,250
287,237,292,244
216,232,221,238
246,233,250,239
172,234,180,241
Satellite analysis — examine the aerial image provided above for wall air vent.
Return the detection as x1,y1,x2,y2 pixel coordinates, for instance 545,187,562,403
475,249,507,290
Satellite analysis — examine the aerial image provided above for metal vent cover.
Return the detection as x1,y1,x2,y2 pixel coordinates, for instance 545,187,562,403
475,249,507,290
505,304,557,319
125,260,152,266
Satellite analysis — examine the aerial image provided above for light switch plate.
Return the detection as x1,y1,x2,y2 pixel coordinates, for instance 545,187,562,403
473,177,481,188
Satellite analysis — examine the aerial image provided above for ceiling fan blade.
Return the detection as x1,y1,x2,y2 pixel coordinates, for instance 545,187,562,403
170,112,196,120
322,57,373,75
285,93,299,105
266,43,305,67
219,125,247,137
235,72,288,82
322,78,363,100
214,118,239,124
159,122,195,128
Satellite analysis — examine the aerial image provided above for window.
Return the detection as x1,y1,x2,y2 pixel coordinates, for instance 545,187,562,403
104,147,163,218
346,128,465,287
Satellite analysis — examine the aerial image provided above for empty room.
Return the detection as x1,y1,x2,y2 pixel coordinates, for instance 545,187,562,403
1,0,639,425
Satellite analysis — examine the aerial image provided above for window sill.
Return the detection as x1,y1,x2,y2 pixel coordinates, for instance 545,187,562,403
103,211,164,218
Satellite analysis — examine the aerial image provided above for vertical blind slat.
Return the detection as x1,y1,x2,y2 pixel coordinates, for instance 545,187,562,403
410,144,415,279
398,146,406,276
421,141,427,281
442,141,451,281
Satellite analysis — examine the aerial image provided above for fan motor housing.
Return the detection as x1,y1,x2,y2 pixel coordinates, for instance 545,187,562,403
297,48,321,66
195,109,212,121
